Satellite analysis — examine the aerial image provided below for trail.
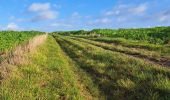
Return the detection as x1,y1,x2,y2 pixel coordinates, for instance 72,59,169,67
70,37,170,67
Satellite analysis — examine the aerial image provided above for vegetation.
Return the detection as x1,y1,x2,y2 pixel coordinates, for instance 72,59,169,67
52,35,170,100
70,36,170,62
0,31,43,52
53,26,170,44
69,37,167,61
1,26,170,100
90,27,170,44
0,36,92,99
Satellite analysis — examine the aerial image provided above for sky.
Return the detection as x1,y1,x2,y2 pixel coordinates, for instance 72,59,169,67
0,0,170,32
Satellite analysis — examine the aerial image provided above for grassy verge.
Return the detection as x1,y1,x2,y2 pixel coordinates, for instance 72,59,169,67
0,36,89,100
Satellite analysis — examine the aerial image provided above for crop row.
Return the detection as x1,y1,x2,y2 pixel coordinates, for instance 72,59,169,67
53,35,170,99
69,36,170,67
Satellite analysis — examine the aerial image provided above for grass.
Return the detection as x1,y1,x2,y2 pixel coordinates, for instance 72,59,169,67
69,36,170,65
1,33,170,100
56,37,106,99
54,35,170,100
0,36,91,100
73,35,170,54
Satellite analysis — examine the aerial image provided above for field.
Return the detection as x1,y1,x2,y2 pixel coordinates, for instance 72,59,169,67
0,27,170,100
0,31,43,66
0,31,43,52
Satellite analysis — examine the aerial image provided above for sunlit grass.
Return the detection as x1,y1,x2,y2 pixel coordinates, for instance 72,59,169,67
0,36,86,100
54,35,170,100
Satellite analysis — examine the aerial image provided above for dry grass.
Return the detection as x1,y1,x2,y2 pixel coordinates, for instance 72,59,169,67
12,34,47,65
0,34,47,81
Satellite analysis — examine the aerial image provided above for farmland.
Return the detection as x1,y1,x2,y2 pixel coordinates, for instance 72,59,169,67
0,27,170,100
0,31,43,64
52,27,170,99
0,31,43,53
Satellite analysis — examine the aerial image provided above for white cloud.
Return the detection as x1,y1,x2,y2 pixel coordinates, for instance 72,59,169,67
53,4,62,9
31,11,58,22
28,3,50,12
28,2,58,22
158,9,170,22
104,3,148,16
71,12,81,19
39,10,57,19
129,4,147,15
9,16,15,20
85,15,92,19
50,23,73,28
16,18,28,22
87,18,112,25
6,23,21,30
159,15,168,22
100,3,149,24
117,17,127,23
145,8,170,23
48,19,74,28
104,4,126,16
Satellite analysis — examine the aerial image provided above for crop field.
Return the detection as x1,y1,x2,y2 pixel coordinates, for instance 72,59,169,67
0,31,43,63
0,27,170,100
0,31,43,52
52,32,170,99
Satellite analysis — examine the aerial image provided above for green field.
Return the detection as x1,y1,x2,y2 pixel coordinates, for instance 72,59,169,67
0,27,170,100
0,31,43,52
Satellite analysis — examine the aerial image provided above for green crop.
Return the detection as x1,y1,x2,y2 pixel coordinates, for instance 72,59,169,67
0,31,43,52
53,26,170,44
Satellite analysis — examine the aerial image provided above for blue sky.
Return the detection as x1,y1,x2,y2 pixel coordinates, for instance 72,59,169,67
0,0,170,32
